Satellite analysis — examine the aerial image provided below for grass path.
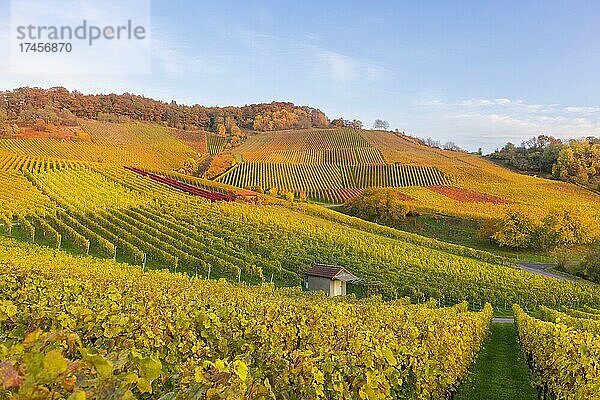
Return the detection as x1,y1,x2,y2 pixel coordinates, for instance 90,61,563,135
454,322,537,400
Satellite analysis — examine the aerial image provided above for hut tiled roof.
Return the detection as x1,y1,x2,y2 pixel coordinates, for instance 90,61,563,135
304,264,358,281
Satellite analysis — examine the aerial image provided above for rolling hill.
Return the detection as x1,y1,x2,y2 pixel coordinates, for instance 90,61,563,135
0,130,598,309
0,93,599,398
2,119,599,232
221,127,600,223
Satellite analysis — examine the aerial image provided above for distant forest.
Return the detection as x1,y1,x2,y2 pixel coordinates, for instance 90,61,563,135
489,135,600,191
0,87,336,136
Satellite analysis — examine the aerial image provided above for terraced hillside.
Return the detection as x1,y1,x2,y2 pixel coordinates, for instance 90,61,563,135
224,128,600,220
235,128,386,165
218,163,450,203
4,122,597,217
361,130,600,220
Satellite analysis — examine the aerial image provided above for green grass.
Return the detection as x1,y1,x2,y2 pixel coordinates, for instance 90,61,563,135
455,323,537,400
399,214,555,263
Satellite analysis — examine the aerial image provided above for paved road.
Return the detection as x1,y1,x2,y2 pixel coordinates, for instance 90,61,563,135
514,262,578,282
492,317,514,324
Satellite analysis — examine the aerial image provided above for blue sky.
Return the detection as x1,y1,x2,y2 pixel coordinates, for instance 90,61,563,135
1,0,600,151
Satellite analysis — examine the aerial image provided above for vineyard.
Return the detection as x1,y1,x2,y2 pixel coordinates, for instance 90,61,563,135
124,167,235,202
0,154,89,172
0,121,599,398
0,172,51,216
0,121,200,170
361,130,600,220
0,239,494,398
237,128,381,156
4,124,596,217
206,134,230,155
0,165,598,310
217,163,450,203
514,305,600,399
228,127,600,217
224,128,428,202
240,148,386,165
171,129,209,154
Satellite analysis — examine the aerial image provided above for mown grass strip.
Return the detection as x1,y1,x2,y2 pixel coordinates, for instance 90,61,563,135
455,322,537,400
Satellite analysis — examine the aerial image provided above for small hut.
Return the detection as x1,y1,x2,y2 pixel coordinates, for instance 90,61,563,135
303,264,358,297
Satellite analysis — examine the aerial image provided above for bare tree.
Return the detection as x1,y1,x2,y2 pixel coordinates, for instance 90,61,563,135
424,137,441,148
443,141,464,152
373,119,390,130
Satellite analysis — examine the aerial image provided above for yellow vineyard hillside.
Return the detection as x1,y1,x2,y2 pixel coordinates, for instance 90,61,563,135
230,128,600,219
0,121,202,170
0,236,492,399
363,130,600,219
1,123,599,219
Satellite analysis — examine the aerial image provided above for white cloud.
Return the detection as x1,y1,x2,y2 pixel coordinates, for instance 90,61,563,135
229,28,388,87
563,106,600,114
412,96,600,151
319,51,360,84
151,37,219,75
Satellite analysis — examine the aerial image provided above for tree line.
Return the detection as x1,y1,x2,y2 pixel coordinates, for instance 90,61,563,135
489,135,600,191
477,208,597,251
0,87,331,135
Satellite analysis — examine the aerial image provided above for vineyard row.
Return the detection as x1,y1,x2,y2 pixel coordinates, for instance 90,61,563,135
217,162,451,202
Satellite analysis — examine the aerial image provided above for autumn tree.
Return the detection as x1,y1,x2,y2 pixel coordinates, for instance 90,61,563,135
230,124,242,137
443,142,464,152
537,208,595,249
351,120,363,129
553,140,600,188
0,109,9,137
309,108,329,128
182,158,199,175
479,208,598,250
284,192,295,202
489,210,536,249
579,250,600,283
331,118,346,128
33,118,48,132
344,188,412,227
373,119,390,130
0,87,332,134
299,190,308,202
476,219,501,245
423,138,441,148
253,114,271,131
204,153,235,179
